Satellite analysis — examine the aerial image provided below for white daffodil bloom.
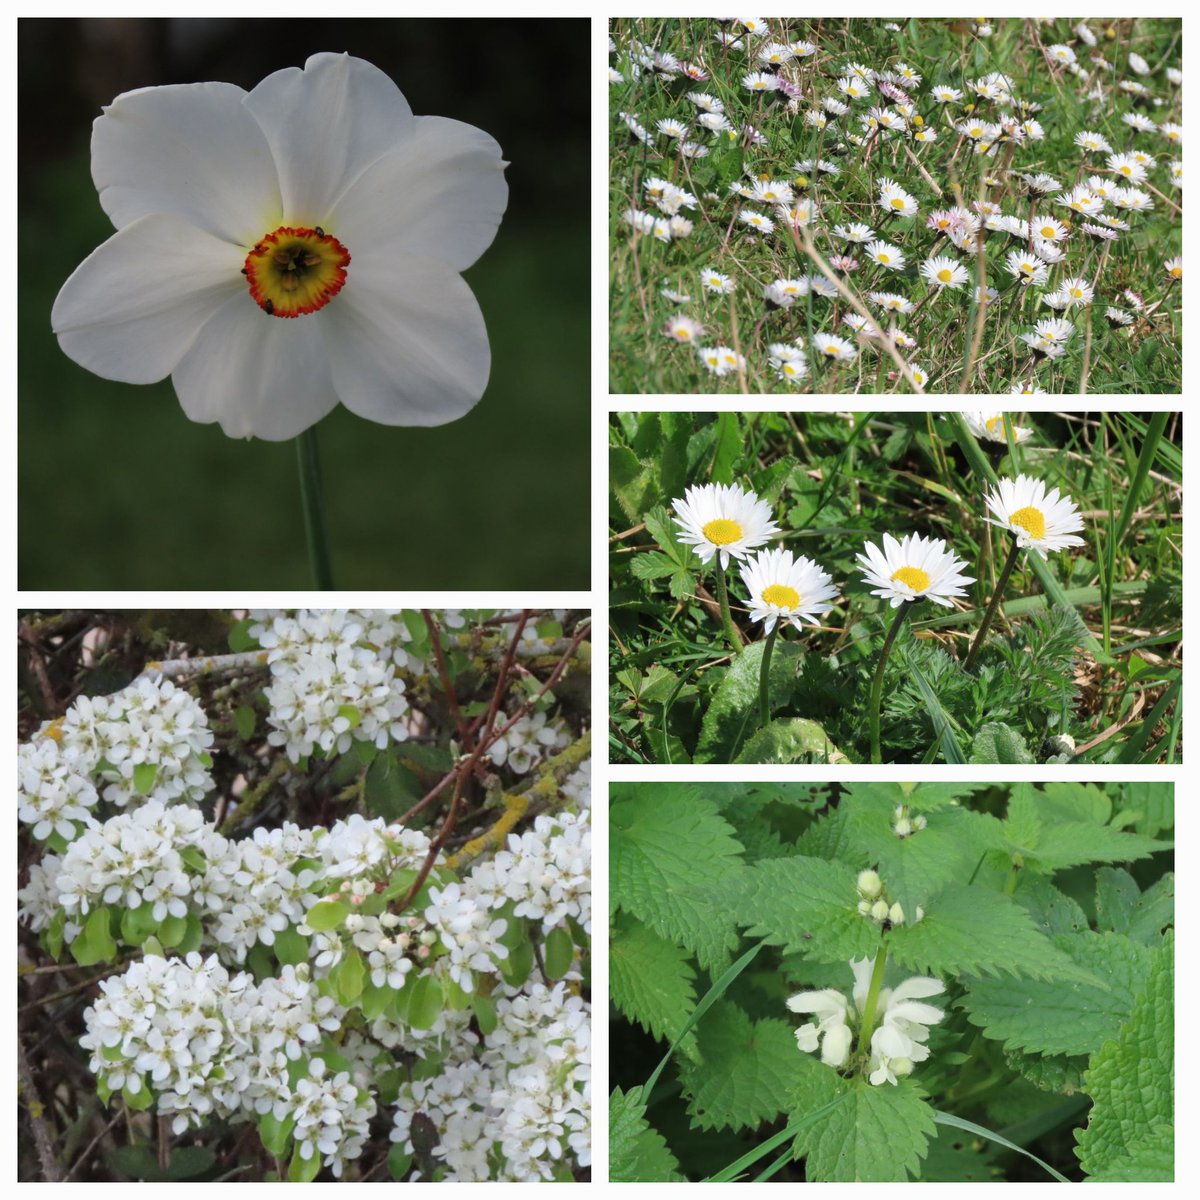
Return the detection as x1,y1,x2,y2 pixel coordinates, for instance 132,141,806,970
984,474,1086,558
672,482,780,569
52,53,508,440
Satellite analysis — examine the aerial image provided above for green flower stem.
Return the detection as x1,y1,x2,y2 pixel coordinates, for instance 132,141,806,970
964,536,1022,674
758,621,780,728
295,427,334,590
713,559,743,653
868,602,914,764
855,940,890,1057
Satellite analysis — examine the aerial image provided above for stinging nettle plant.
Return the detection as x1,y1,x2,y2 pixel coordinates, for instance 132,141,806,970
609,781,1173,1182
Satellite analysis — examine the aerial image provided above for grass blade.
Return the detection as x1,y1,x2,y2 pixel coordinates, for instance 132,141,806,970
703,1099,842,1183
932,1111,1070,1182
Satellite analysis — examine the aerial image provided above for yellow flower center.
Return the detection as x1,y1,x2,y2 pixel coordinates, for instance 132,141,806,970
1169,266,1182,278
243,226,350,317
702,518,743,546
985,416,1003,433
676,328,691,339
891,566,930,592
937,268,953,283
1041,225,1057,238
1010,505,1046,539
891,197,906,209
762,584,801,609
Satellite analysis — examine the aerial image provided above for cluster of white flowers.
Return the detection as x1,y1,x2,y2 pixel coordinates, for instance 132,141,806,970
292,1058,377,1177
854,868,924,927
787,956,945,1086
18,678,213,840
487,709,572,774
390,981,590,1181
248,609,414,761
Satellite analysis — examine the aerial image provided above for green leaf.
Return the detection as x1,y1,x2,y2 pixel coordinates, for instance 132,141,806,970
932,1111,1069,1182
1075,931,1174,1180
611,784,745,972
123,1078,154,1110
1027,822,1170,873
133,762,159,795
791,1066,935,1182
120,903,160,947
166,1146,216,1180
259,1110,296,1157
960,931,1153,1057
273,926,309,967
734,717,844,764
542,926,574,980
679,1001,799,1132
234,704,257,740
406,973,443,1031
470,991,498,1037
609,1087,686,1182
360,982,391,1020
695,641,802,762
71,905,117,966
387,1142,413,1181
179,845,207,873
970,722,1034,764
336,703,362,730
332,948,366,1006
157,913,187,949
610,914,698,1060
611,446,658,524
305,899,350,932
735,855,881,963
228,617,259,652
888,885,1104,984
288,1145,321,1183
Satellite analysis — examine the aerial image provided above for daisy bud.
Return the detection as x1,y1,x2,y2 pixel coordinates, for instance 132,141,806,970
871,899,890,922
857,869,883,898
889,902,906,926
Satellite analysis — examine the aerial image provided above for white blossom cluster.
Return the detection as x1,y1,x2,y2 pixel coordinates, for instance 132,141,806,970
487,710,572,774
79,953,372,1174
17,677,214,840
247,610,414,761
499,610,572,656
389,981,590,1181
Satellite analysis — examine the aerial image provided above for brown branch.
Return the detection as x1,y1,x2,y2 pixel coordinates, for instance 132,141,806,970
18,1033,62,1181
421,610,472,749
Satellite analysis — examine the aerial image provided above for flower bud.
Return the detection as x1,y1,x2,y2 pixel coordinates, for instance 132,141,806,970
893,817,913,838
380,912,401,929
912,814,927,832
345,913,364,932
871,899,890,922
888,901,905,926
857,899,872,915
915,905,925,923
891,1055,915,1076
857,869,883,898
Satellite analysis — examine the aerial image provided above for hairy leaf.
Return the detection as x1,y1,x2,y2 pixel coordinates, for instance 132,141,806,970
695,640,803,762
610,1087,685,1183
734,717,844,764
610,913,698,1060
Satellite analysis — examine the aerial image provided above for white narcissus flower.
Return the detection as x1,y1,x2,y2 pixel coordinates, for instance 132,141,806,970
984,474,1086,558
857,532,975,608
52,53,508,440
672,482,780,569
739,547,838,633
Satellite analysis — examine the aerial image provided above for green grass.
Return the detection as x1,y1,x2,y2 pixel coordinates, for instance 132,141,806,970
609,410,1182,764
609,17,1182,394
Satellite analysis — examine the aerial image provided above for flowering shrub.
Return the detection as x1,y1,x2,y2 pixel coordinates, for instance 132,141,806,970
610,410,1181,764
18,609,591,1183
610,17,1182,394
610,781,1174,1182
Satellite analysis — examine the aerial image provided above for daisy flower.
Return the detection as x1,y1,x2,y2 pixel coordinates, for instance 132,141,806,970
739,211,775,234
1005,250,1049,286
1105,307,1134,327
1107,152,1147,183
662,315,704,344
984,474,1085,558
700,269,736,295
739,548,838,633
1159,122,1182,145
1031,216,1069,242
834,222,877,243
656,118,689,139
865,240,906,270
1164,257,1182,280
1074,130,1112,154
963,412,1034,444
1057,277,1095,306
812,332,858,362
697,345,746,378
857,533,975,608
672,482,780,568
920,255,969,290
878,178,919,217
837,75,873,100
743,71,780,92
906,364,930,389
930,85,963,103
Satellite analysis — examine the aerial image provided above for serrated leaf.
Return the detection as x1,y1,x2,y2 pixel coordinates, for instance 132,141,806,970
611,446,658,524
610,914,698,1060
679,1001,799,1132
609,1087,686,1183
1075,931,1173,1180
734,717,844,764
1004,1047,1088,1095
630,550,680,581
970,722,1034,764
1014,875,1089,938
960,931,1152,1057
792,1067,935,1182
735,855,881,963
1036,782,1112,824
611,785,745,972
1004,782,1042,852
1028,821,1170,872
887,884,1104,984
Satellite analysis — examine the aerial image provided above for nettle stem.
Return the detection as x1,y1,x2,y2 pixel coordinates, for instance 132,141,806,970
758,621,780,727
868,602,914,764
855,941,890,1057
295,426,334,589
714,559,744,653
964,536,1022,673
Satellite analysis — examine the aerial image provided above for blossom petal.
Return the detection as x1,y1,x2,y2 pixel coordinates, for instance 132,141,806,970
888,976,945,1004
171,293,338,440
244,53,414,227
321,251,489,427
333,116,508,272
91,81,281,244
52,214,244,384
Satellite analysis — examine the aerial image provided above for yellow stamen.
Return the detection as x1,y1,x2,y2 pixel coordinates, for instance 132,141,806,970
937,268,953,283
891,197,906,209
1010,506,1046,540
702,518,743,546
762,584,801,609
891,566,930,592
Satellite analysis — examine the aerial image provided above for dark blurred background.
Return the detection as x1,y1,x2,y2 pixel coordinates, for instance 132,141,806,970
19,18,590,589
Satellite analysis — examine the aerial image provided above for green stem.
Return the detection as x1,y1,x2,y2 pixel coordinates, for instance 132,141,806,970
855,941,889,1056
295,427,334,590
1004,859,1022,896
964,536,1021,673
713,559,743,653
758,622,780,728
868,602,914,764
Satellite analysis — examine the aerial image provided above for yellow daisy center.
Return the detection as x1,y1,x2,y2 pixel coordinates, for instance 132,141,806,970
985,416,1003,433
762,583,801,609
1041,225,1057,237
1169,266,1182,278
891,566,930,592
1010,505,1046,540
243,226,350,318
937,268,953,283
702,518,743,546
891,197,906,209
676,328,691,339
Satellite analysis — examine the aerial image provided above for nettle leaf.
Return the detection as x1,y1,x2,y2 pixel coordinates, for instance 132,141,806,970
1014,875,1089,938
679,1001,799,1132
610,913,698,1060
609,1087,685,1183
1075,931,1174,1180
611,784,745,972
734,856,881,964
1004,1047,1088,1096
1034,781,1113,824
887,885,1103,984
960,931,1154,1057
1027,821,1170,873
694,640,803,763
791,1063,935,1182
1094,868,1174,945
